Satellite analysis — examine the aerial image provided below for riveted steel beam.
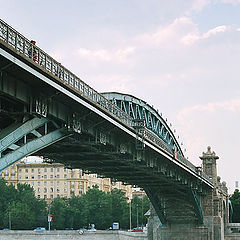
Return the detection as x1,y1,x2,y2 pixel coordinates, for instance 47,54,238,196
144,186,167,225
0,117,48,152
189,189,204,225
0,127,70,171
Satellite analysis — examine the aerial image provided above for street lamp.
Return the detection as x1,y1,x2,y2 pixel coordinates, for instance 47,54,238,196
137,204,139,228
129,201,132,230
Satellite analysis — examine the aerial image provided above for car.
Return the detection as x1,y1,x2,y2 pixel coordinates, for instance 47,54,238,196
34,227,46,231
88,228,96,232
131,227,143,232
2,228,9,231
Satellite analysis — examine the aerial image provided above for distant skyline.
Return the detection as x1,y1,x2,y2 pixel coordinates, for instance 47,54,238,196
1,0,240,192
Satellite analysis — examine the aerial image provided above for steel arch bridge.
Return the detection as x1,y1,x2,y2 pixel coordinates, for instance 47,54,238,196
0,18,213,226
102,92,183,156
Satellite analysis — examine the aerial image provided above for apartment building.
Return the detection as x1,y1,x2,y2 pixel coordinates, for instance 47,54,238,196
0,158,132,202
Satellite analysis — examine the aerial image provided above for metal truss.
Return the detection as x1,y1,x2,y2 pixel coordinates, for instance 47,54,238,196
189,189,204,225
0,117,70,171
102,92,183,156
144,187,167,225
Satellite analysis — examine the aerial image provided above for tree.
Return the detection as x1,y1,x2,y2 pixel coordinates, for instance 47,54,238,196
50,197,67,229
107,189,129,229
81,185,111,229
65,196,87,229
0,179,17,228
0,181,47,229
230,189,240,222
131,195,150,228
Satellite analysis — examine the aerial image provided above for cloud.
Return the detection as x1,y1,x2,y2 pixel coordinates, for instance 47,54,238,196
221,0,240,4
87,74,133,93
76,46,136,64
182,25,228,45
178,98,240,121
190,0,211,12
135,17,197,48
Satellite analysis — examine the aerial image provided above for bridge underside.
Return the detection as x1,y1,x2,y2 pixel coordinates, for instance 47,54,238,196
37,130,205,225
0,36,211,226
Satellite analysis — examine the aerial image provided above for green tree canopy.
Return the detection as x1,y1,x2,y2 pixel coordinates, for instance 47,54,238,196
230,189,240,222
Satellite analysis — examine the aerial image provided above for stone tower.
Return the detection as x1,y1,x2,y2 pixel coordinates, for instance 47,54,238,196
200,146,219,185
200,146,228,240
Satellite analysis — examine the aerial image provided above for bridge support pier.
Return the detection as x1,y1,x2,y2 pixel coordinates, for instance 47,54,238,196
147,147,228,240
147,208,224,240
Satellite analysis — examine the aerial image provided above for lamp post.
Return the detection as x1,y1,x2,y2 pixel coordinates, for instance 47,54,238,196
9,211,11,230
129,201,132,230
137,203,139,228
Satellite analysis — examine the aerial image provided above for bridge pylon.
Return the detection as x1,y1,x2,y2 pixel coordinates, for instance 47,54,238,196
147,146,229,240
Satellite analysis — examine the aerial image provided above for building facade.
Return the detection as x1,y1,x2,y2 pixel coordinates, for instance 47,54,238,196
0,158,132,202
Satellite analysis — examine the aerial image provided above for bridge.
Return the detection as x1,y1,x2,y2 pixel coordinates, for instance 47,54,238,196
0,19,229,239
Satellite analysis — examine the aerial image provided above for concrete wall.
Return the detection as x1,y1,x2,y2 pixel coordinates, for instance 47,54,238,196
225,235,240,240
0,230,147,240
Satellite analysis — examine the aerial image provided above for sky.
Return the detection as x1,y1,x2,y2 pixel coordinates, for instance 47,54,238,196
1,0,240,193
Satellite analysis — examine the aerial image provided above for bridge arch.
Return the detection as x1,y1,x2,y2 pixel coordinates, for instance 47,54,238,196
102,92,184,157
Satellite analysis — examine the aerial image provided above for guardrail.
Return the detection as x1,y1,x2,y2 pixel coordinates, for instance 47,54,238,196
0,19,213,185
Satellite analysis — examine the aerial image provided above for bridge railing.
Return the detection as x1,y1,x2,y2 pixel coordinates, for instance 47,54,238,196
0,19,213,185
0,19,134,127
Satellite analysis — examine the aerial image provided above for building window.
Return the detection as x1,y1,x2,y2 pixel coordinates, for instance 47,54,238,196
19,169,22,173
56,174,59,178
31,176,34,179
57,188,60,193
50,181,53,186
44,195,47,199
44,188,47,193
25,176,28,179
44,168,47,172
38,182,40,186
5,176,9,180
31,182,34,186
64,188,67,192
50,187,53,193
11,176,15,180
57,168,60,172
51,168,53,172
50,175,53,179
38,169,41,174
37,195,40,199
31,169,34,173
50,194,53,199
44,181,47,186
64,168,67,172
44,175,47,179
38,175,41,179
38,188,40,193
57,181,59,186
64,181,67,185
19,175,22,179
64,174,67,178
25,169,28,173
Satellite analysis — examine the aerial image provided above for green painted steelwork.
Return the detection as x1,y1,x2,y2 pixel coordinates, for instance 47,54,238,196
189,189,204,225
144,187,167,225
0,127,70,171
0,117,48,152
